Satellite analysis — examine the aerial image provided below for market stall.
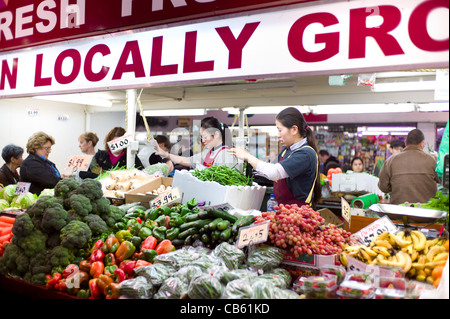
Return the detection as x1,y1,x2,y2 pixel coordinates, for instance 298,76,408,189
0,0,449,302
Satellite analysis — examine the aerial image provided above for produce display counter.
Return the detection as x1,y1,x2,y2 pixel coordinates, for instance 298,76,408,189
0,275,76,299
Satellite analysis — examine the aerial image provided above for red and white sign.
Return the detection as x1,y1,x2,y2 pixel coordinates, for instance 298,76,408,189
0,0,448,98
0,0,315,52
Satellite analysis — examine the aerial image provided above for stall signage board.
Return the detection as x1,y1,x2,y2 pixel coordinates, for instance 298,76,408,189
1,0,448,98
150,187,182,209
237,220,270,248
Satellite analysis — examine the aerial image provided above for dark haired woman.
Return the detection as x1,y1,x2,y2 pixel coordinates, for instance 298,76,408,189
231,107,321,208
0,144,24,188
156,116,238,169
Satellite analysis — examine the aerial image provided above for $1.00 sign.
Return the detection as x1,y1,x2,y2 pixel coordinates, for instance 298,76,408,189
107,134,133,153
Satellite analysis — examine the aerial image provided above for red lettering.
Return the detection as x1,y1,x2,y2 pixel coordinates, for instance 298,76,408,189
34,53,52,87
215,22,260,69
183,31,214,73
288,12,339,63
0,58,18,90
349,6,404,59
84,44,111,82
150,36,178,76
409,0,449,52
54,49,81,84
112,40,146,80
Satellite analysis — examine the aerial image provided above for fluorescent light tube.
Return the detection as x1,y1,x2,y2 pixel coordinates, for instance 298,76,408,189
143,109,206,117
373,81,436,92
33,93,113,107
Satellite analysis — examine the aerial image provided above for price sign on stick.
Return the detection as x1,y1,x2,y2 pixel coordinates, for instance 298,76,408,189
354,216,398,246
15,182,31,195
341,197,351,225
150,187,181,209
107,134,133,153
65,155,93,173
237,221,270,248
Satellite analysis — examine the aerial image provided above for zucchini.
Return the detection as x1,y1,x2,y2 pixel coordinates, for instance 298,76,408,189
216,220,230,231
219,228,232,241
208,218,223,231
205,207,238,223
178,227,198,239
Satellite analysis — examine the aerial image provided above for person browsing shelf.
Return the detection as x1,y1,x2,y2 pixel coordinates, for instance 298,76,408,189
0,144,24,188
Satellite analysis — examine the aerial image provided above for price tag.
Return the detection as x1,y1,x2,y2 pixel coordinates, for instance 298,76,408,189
107,133,133,153
65,155,93,172
341,197,351,224
14,182,31,195
347,256,400,278
150,187,181,209
236,221,270,248
354,216,398,246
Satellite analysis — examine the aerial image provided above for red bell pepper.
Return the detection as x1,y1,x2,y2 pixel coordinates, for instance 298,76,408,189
90,249,105,263
115,240,136,262
140,236,157,252
114,268,126,283
104,253,117,266
90,261,104,278
55,279,68,292
46,272,62,290
105,282,121,299
89,278,102,299
97,274,114,295
134,260,152,269
62,264,78,278
79,260,92,273
155,239,175,255
119,260,137,275
90,239,104,253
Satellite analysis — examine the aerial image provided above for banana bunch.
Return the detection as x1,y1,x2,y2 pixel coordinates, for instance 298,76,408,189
339,230,448,285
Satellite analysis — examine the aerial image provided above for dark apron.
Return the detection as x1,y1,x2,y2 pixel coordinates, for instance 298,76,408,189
273,146,318,207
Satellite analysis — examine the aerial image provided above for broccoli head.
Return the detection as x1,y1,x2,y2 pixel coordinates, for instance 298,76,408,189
101,204,126,228
29,249,52,276
0,243,23,274
60,220,92,250
83,214,109,235
49,246,73,268
15,253,30,274
66,210,83,223
30,273,48,286
46,232,62,248
75,178,103,201
91,197,111,215
67,194,92,217
16,228,48,258
12,212,35,238
26,195,62,218
40,203,68,233
54,177,80,198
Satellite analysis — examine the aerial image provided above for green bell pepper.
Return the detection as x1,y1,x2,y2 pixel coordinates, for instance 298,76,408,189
114,221,127,231
141,249,158,263
145,208,158,221
115,240,136,262
76,289,91,299
156,206,171,216
155,215,167,227
144,219,157,229
130,236,142,249
153,226,166,242
187,198,198,209
138,227,153,240
116,230,132,243
169,215,185,228
129,222,142,236
166,227,180,241
179,205,192,217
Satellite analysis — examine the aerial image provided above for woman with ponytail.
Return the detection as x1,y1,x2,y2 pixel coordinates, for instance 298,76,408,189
156,116,238,169
231,107,321,208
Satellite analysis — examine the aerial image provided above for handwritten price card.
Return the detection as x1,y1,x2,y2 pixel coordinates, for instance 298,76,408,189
108,134,133,153
65,155,93,172
150,187,181,209
354,216,398,246
237,220,270,248
14,182,31,195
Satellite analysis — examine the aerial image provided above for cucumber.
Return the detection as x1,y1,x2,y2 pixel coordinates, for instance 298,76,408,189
231,215,255,234
184,210,210,222
178,227,198,239
208,218,223,231
216,220,230,231
201,233,210,243
184,235,194,246
219,228,232,241
211,230,221,241
179,219,213,232
192,233,200,241
205,207,238,223
171,239,185,247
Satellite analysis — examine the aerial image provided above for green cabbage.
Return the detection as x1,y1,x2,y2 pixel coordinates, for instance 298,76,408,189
2,184,17,202
39,189,55,197
0,199,10,211
10,193,38,209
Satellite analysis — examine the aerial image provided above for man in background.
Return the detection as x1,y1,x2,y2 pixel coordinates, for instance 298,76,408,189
378,129,441,204
318,150,341,176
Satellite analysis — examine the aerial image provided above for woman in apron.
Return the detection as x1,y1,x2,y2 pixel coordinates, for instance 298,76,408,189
157,117,238,170
231,107,321,208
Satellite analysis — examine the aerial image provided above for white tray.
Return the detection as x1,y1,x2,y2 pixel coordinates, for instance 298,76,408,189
368,203,446,225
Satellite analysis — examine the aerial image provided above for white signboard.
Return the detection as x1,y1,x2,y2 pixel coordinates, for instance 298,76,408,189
0,0,448,97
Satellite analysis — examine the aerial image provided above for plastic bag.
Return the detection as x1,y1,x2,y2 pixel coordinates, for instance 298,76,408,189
144,163,170,177
258,268,292,289
212,242,245,270
246,245,284,271
273,287,301,299
133,263,175,287
222,279,253,299
153,276,189,299
174,265,205,285
250,278,275,299
188,273,224,299
118,276,153,299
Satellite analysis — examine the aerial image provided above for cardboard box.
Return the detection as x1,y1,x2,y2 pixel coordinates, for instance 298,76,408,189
171,169,266,211
318,208,345,229
125,177,173,208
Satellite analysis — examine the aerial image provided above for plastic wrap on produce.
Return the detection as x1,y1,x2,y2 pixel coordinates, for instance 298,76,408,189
117,276,153,299
212,242,245,270
133,263,175,287
222,278,253,299
188,273,225,299
153,245,210,270
247,245,284,271
153,276,189,299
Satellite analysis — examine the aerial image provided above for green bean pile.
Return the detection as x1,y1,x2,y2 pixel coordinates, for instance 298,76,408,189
192,165,253,187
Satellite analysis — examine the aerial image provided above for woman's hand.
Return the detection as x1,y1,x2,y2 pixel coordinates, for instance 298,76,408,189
229,147,250,162
154,142,169,158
